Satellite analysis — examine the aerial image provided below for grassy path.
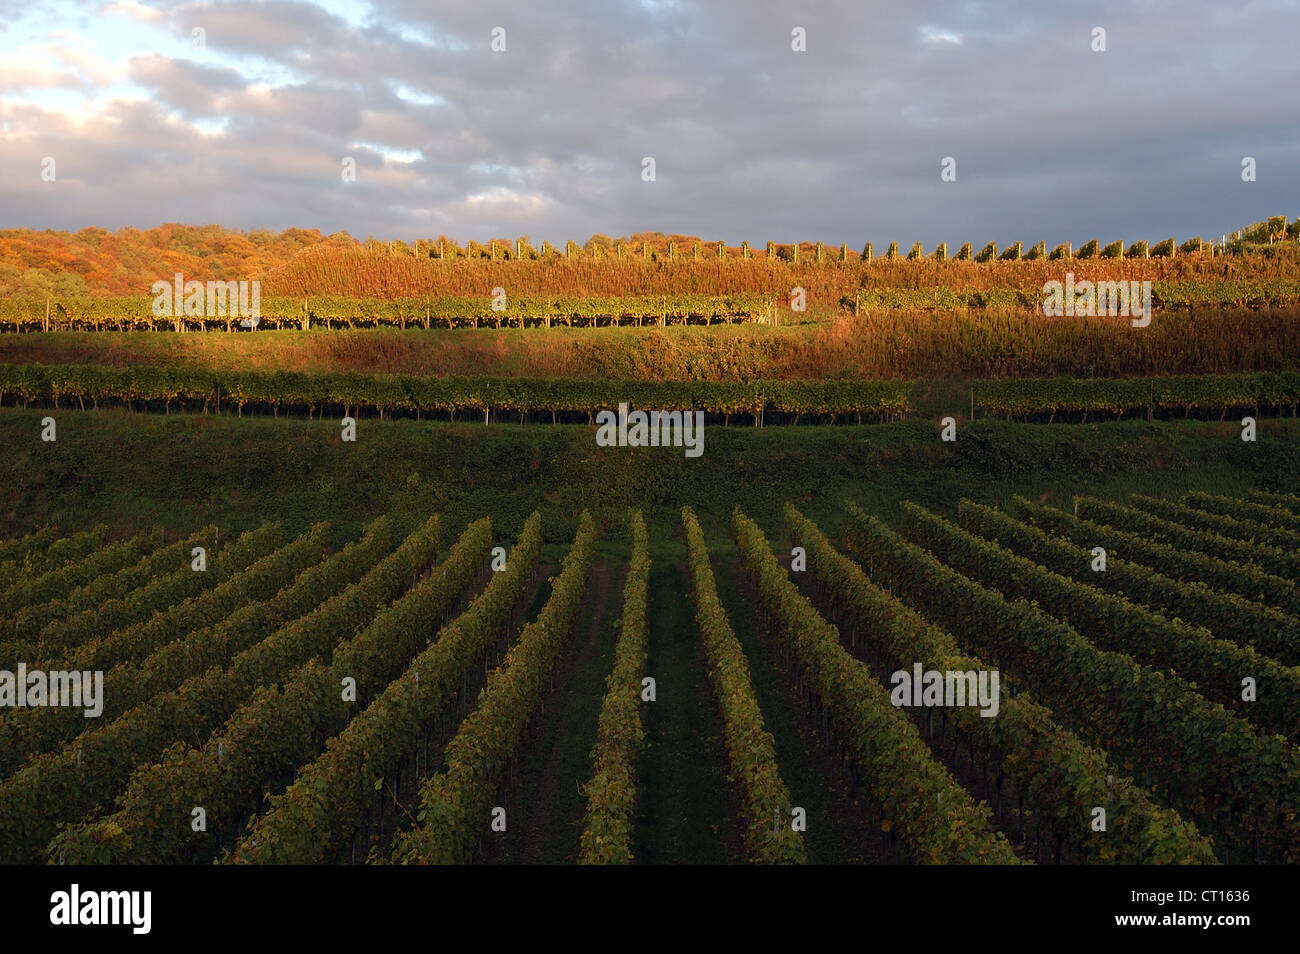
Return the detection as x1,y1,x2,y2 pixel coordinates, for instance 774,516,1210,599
633,557,741,864
712,540,897,864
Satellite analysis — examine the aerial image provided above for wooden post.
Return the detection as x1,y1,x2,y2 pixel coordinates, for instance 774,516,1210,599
44,298,50,332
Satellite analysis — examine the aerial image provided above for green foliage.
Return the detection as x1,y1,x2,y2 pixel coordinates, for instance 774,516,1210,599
579,512,650,864
228,517,537,865
973,372,1300,420
787,503,1215,864
842,503,1300,862
737,509,1019,864
992,496,1300,667
1009,496,1300,620
0,519,444,863
391,514,597,864
0,363,912,421
923,501,1300,740
685,507,805,864
1076,495,1297,579
54,518,494,865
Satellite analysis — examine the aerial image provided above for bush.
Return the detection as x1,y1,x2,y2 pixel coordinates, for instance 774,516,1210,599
1126,240,1150,259
1077,239,1099,259
1152,238,1176,257
1100,240,1124,259
974,242,997,263
906,242,924,261
998,242,1022,261
955,242,973,261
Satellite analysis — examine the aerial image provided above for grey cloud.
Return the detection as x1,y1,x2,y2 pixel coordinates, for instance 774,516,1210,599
1,0,1297,245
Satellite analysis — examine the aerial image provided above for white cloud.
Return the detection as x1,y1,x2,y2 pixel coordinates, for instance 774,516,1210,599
0,50,81,90
101,1,165,23
920,26,963,45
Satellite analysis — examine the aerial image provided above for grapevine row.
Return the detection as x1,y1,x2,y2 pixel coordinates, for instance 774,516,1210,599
0,521,400,781
0,364,910,420
784,503,1214,863
579,511,651,864
1127,494,1300,553
842,504,1300,862
0,526,60,567
0,526,105,580
734,508,1020,864
1185,491,1300,537
959,500,1300,668
0,515,442,863
974,372,1300,419
229,513,541,864
683,507,806,864
0,294,770,332
1075,495,1297,580
1249,489,1300,515
7,524,275,670
390,512,597,864
0,532,151,617
3,529,211,650
902,502,1300,741
52,516,489,865
1008,496,1300,618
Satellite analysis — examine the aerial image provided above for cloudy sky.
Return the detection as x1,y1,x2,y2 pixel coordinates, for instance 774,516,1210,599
1,0,1297,246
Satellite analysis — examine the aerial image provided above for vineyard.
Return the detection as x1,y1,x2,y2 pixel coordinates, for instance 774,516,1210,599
1,486,1296,865
2,363,1298,425
1,220,1296,871
4,220,1297,300
6,281,1300,334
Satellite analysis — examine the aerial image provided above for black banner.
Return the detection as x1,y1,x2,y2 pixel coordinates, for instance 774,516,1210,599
0,864,1277,942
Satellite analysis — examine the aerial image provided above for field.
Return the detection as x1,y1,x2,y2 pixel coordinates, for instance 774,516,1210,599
1,222,1298,866
2,469,1298,864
